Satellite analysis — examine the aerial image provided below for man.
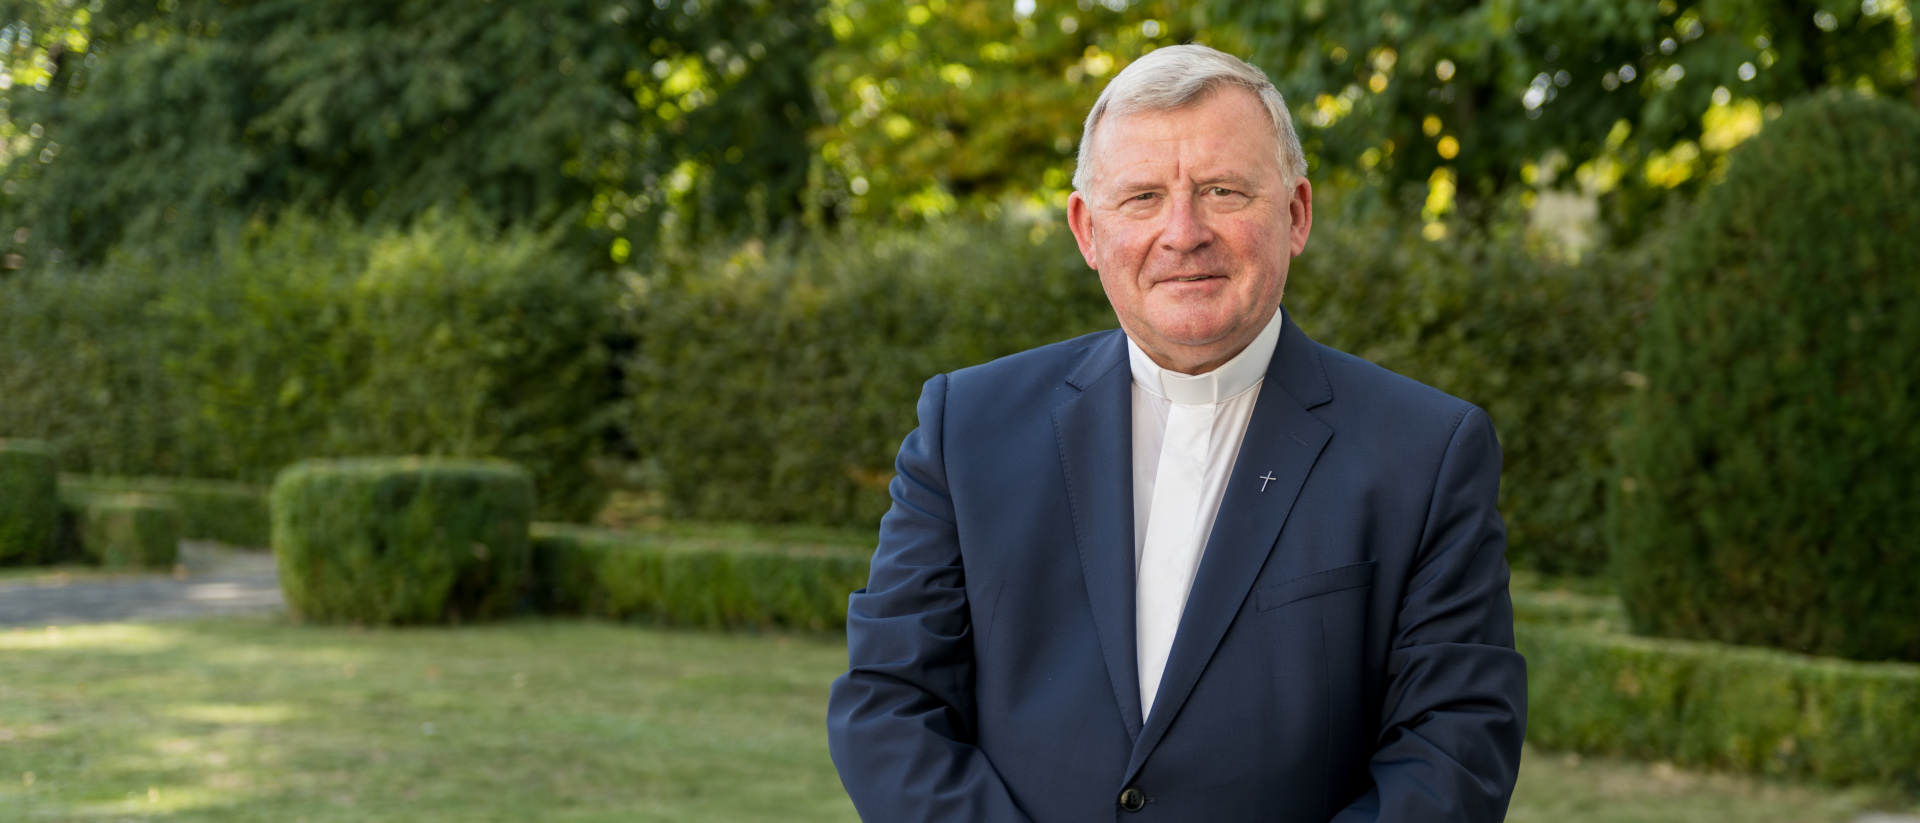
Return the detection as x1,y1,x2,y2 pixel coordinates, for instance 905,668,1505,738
827,44,1525,822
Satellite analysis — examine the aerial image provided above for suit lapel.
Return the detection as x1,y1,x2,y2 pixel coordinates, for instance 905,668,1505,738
1050,330,1145,738
1125,310,1335,780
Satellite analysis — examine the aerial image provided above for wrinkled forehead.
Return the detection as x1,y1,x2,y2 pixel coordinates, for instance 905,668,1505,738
1087,88,1284,187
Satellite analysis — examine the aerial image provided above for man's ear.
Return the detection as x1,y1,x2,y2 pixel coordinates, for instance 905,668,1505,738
1288,178,1313,258
1067,191,1098,270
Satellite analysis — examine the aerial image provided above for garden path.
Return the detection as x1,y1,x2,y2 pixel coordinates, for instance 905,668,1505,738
0,542,283,626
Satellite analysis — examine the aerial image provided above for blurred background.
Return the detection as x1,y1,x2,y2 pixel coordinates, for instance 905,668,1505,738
0,0,1916,820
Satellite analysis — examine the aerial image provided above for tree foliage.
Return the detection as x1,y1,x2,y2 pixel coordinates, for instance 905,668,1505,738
808,0,1225,221
0,0,826,267
1216,0,1917,233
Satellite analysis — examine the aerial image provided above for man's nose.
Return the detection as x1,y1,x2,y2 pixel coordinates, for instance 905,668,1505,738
1158,193,1215,253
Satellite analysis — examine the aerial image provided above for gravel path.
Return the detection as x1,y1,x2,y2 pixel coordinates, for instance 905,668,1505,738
0,541,284,626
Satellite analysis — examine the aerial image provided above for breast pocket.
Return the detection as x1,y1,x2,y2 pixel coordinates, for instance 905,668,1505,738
1255,560,1376,613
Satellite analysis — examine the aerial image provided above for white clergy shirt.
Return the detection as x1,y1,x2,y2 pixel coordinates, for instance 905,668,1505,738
1127,307,1284,717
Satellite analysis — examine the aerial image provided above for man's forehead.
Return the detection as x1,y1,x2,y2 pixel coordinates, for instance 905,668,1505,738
1098,130,1277,185
1089,89,1279,186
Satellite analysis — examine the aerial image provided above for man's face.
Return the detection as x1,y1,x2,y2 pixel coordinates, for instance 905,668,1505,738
1068,87,1312,375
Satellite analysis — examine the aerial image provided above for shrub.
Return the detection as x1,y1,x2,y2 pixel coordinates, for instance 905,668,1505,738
625,209,1647,577
60,475,270,548
0,214,618,520
626,219,1112,526
530,523,871,630
272,458,535,625
1285,203,1650,576
0,272,186,477
74,492,183,570
0,439,61,565
1519,622,1920,789
1614,93,1920,661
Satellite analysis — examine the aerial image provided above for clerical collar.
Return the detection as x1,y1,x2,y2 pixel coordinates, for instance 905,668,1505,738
1126,307,1284,406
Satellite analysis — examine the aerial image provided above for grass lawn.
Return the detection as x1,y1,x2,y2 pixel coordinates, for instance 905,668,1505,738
2,617,1913,822
2,618,854,822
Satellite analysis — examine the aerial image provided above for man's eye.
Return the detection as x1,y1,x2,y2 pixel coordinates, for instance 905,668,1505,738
1208,187,1237,196
1130,192,1157,202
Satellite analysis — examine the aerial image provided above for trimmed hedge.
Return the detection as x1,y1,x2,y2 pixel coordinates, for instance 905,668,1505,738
1615,94,1920,661
530,523,871,630
75,492,184,570
60,475,270,548
272,458,535,625
0,439,61,566
1284,206,1648,576
626,209,1646,576
1520,621,1920,789
0,213,616,521
627,219,1113,528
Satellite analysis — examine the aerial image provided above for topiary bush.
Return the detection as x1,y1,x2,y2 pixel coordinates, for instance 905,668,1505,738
1614,92,1920,662
272,458,535,625
61,475,272,548
0,439,61,565
76,492,183,570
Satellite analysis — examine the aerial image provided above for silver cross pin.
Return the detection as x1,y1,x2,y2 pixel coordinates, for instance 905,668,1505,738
1258,472,1278,492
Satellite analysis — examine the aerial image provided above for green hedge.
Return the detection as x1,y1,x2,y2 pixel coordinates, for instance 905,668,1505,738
0,213,616,521
625,209,1647,575
1284,207,1648,576
626,219,1113,527
0,439,61,566
60,475,270,548
1615,94,1920,661
1520,621,1920,789
272,458,535,625
74,492,183,570
530,523,871,630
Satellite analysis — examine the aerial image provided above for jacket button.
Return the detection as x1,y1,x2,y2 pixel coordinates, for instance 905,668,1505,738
1118,787,1146,812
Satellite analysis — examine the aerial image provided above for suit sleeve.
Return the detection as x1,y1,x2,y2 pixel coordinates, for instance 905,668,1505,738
826,374,1033,823
1331,405,1529,823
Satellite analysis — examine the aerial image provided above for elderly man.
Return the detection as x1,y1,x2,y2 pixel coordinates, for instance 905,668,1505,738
827,44,1526,821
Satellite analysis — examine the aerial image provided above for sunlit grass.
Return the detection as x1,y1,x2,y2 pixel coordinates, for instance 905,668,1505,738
0,617,856,822
0,617,1911,822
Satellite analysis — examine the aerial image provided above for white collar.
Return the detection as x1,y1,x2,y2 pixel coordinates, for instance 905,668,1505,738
1126,307,1284,406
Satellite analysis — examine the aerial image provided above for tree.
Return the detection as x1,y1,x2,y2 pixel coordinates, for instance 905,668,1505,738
0,0,827,268
807,0,1236,223
1215,0,1916,234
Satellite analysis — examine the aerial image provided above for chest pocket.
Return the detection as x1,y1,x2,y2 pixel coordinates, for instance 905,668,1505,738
1255,560,1376,612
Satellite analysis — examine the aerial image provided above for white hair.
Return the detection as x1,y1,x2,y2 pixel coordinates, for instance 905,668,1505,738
1071,44,1308,192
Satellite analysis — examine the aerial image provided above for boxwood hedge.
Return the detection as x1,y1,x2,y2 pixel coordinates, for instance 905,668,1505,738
61,475,270,548
1520,621,1920,789
74,492,184,570
0,439,60,566
530,523,871,630
272,458,535,625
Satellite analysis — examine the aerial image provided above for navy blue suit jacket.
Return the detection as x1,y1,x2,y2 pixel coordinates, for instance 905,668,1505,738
827,311,1526,821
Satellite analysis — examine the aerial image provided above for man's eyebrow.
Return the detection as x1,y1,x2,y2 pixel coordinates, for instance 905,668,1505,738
1194,172,1260,189
1108,178,1162,195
